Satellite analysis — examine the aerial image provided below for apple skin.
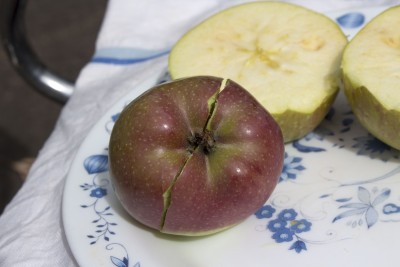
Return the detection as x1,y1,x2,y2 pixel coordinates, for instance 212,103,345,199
342,75,400,150
109,76,284,236
272,89,338,143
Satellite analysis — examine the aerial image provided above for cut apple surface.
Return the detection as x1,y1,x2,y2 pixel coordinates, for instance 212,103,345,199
342,5,400,150
169,2,347,142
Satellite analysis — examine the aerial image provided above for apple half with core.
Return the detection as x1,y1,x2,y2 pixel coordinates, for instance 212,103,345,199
342,5,400,150
168,2,347,142
109,76,284,236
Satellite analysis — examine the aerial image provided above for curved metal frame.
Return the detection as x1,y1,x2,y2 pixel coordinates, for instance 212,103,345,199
0,0,74,103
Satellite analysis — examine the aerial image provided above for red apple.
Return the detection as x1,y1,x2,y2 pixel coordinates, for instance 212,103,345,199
109,76,284,236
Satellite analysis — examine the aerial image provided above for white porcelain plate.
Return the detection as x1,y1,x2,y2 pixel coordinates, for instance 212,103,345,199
63,6,400,267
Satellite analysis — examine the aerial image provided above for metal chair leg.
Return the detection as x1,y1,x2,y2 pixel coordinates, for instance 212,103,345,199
0,0,74,103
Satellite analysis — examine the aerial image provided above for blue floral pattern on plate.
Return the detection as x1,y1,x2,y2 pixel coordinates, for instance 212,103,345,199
280,153,306,182
336,12,365,28
254,94,400,254
79,125,141,266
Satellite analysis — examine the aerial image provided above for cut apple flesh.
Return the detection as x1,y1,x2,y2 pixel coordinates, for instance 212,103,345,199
169,2,347,142
342,5,400,150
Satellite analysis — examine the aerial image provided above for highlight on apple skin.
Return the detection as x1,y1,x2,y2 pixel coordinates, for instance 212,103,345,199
108,76,284,236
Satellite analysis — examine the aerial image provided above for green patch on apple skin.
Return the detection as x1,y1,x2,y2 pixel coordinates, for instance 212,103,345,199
274,89,338,142
343,75,400,150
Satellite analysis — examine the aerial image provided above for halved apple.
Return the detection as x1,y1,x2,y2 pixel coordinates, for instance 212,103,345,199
169,2,347,142
342,5,400,150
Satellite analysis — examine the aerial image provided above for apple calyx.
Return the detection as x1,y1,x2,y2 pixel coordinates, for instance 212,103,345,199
186,78,224,155
187,129,216,155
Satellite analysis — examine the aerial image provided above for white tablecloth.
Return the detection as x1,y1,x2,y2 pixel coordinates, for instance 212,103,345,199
1,0,399,266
